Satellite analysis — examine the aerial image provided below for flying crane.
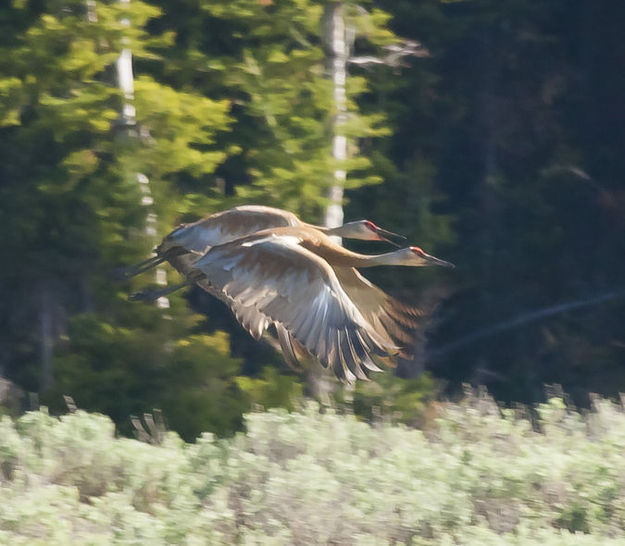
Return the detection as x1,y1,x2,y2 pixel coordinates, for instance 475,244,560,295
185,226,454,381
121,205,405,279
123,205,409,375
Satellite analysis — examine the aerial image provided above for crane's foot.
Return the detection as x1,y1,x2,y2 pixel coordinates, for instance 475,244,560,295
129,280,192,302
128,289,163,302
111,266,142,281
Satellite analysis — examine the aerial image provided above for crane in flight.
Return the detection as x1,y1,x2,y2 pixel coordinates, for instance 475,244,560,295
120,205,405,279
157,225,454,382
122,205,409,376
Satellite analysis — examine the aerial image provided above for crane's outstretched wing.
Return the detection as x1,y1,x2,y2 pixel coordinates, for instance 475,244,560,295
161,206,300,255
193,235,398,382
334,267,423,355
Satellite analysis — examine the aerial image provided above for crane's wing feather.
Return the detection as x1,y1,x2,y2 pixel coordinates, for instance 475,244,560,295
275,323,311,370
195,279,270,340
164,246,304,364
199,278,308,374
334,267,423,354
193,235,397,381
162,206,300,254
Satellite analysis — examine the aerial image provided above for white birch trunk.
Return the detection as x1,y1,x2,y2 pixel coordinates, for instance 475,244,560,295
115,0,169,308
323,3,350,243
318,3,354,400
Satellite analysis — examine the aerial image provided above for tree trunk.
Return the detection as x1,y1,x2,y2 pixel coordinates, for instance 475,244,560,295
322,2,350,242
115,0,169,308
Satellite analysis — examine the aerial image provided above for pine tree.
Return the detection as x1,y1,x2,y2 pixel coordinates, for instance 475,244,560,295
0,0,251,438
148,0,394,220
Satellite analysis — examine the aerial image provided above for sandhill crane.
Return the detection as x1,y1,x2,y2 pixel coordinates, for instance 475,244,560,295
184,226,454,382
121,205,405,279
123,205,406,373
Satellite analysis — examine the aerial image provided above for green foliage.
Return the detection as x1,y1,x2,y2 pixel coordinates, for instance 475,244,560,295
46,309,248,441
236,367,303,412
353,372,437,426
3,396,625,543
132,75,230,179
175,0,399,219
0,0,235,434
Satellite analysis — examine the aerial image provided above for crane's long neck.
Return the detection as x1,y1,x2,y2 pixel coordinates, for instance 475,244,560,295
308,244,408,268
303,222,333,234
344,250,409,268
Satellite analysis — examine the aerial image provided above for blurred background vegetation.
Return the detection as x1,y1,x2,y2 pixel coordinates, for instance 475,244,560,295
1,0,624,440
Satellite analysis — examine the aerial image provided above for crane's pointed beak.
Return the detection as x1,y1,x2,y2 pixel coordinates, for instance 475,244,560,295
422,251,455,269
375,227,407,248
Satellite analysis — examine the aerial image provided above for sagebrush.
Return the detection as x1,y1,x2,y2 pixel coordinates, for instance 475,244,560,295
2,394,625,545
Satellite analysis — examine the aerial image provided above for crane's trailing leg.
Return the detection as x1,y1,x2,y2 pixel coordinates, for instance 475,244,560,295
128,282,187,302
114,247,189,279
129,270,204,302
113,254,165,280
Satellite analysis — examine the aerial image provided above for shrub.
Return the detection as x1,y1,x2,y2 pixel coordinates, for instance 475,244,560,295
2,394,625,544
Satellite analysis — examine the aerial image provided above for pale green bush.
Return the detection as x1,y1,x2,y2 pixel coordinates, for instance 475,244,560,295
2,395,625,544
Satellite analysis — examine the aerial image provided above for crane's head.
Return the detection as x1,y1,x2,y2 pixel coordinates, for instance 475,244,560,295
404,246,455,268
333,220,406,246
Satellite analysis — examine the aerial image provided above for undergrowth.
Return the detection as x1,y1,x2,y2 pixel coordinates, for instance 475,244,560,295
2,392,625,545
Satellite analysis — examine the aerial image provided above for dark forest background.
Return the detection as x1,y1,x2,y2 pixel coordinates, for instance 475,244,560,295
1,0,624,440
